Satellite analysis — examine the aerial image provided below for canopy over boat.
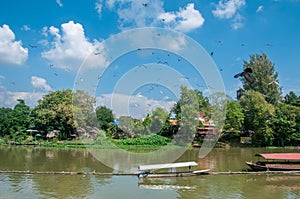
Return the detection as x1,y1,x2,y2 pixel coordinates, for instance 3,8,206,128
139,161,198,171
255,153,300,160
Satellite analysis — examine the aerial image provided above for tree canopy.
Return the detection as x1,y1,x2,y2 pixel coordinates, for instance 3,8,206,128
242,52,281,105
1,51,300,147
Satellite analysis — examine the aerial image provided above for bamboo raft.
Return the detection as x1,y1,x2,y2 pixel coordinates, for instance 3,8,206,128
1,170,300,176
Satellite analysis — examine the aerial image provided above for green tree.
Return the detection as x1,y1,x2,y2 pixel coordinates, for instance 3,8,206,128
173,86,200,144
284,91,300,107
209,92,229,131
149,107,169,134
242,52,281,105
95,106,114,132
32,89,76,140
239,90,275,146
0,107,13,137
72,90,97,127
271,103,300,146
223,100,244,133
172,87,210,120
11,99,32,138
117,116,135,138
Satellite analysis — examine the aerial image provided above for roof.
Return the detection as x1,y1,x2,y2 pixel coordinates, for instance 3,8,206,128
139,161,198,171
255,153,300,160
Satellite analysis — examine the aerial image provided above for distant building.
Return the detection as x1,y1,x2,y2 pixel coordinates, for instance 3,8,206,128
46,130,59,140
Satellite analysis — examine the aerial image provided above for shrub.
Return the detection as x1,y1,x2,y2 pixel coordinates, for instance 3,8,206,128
112,134,170,146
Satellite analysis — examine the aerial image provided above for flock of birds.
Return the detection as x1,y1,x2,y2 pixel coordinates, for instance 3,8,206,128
20,2,278,92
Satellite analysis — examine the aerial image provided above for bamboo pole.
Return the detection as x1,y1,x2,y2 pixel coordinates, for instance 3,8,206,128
1,170,300,176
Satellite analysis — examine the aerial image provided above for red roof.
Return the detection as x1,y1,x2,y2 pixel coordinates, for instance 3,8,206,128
256,153,300,160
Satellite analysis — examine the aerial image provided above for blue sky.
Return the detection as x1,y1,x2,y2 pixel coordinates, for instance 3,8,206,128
0,0,299,118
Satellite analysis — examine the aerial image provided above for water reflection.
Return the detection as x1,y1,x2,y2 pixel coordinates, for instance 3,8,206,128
0,146,113,173
1,146,300,198
88,146,192,172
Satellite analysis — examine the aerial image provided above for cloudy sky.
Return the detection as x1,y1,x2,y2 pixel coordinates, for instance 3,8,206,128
0,0,299,118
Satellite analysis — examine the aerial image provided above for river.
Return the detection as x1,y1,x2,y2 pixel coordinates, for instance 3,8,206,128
0,146,299,199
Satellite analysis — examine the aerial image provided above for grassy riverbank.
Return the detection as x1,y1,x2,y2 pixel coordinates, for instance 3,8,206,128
0,134,172,150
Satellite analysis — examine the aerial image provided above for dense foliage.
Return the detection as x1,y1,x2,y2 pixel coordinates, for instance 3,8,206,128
112,134,170,146
0,52,300,147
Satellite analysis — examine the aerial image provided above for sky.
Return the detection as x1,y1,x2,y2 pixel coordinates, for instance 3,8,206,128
0,0,300,119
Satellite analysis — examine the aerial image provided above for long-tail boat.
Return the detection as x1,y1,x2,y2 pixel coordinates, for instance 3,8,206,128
246,153,300,171
138,161,210,178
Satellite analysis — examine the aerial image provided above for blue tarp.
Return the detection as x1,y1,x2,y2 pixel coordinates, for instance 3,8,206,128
111,121,120,125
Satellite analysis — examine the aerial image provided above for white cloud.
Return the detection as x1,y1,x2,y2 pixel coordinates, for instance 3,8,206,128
0,24,28,65
21,25,31,31
96,93,175,119
41,21,108,72
31,76,52,92
159,3,205,32
231,13,244,30
256,5,264,13
56,0,63,7
212,0,245,30
212,0,245,19
158,12,176,23
0,87,44,108
105,0,117,10
95,1,103,16
102,0,204,32
115,0,165,28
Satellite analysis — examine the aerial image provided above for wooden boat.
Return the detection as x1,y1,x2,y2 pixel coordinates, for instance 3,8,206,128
246,153,300,171
138,161,210,178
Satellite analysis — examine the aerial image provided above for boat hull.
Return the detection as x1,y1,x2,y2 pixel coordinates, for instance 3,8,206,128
138,169,210,178
245,161,268,171
246,161,300,171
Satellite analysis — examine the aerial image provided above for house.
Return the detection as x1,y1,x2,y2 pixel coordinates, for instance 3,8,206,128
46,130,59,140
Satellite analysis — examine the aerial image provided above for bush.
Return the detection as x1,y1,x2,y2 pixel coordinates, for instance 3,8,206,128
112,134,170,146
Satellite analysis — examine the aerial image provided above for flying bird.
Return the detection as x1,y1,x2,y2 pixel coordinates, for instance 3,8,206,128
234,67,254,83
142,3,148,7
29,44,37,48
268,80,279,86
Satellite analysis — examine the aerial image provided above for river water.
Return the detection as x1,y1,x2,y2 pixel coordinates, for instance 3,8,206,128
1,146,300,199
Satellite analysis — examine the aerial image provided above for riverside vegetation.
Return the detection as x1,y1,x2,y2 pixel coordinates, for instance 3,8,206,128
1,52,300,148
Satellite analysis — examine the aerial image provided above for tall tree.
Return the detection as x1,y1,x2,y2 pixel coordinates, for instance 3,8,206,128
149,107,169,134
223,100,244,133
95,106,114,132
172,86,200,144
271,103,300,146
242,52,281,105
239,90,275,146
0,107,13,137
32,89,76,139
172,87,209,120
284,91,300,107
11,99,32,133
73,90,97,127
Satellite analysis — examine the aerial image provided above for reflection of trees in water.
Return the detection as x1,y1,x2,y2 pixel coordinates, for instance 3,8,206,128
1,147,113,198
89,146,191,172
242,175,300,199
174,175,300,199
32,175,109,198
